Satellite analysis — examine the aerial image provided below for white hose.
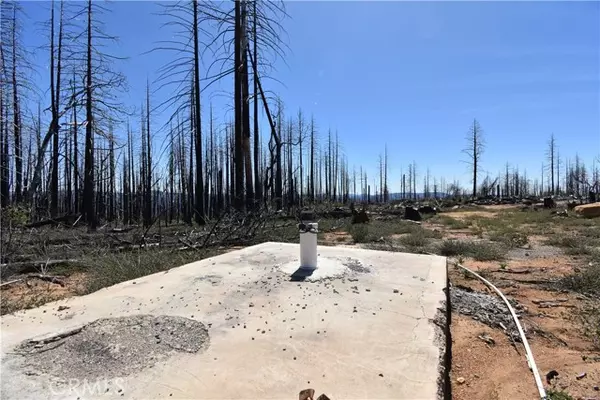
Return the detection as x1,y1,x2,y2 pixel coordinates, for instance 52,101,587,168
451,260,547,399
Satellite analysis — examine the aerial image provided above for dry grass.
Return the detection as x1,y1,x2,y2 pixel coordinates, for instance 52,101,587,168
81,248,220,294
347,220,441,246
439,239,506,261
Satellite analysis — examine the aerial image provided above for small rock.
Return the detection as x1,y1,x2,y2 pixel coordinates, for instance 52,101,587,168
593,386,599,391
576,372,587,380
393,289,399,293
456,377,466,384
378,373,384,377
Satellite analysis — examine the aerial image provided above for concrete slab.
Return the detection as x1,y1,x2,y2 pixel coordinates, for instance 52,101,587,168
1,243,448,400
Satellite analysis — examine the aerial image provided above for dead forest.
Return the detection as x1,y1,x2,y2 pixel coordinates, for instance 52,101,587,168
0,0,599,235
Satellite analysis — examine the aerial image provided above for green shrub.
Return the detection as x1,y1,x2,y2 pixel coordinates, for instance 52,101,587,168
349,224,369,243
489,229,529,248
2,205,29,226
546,389,573,400
398,231,430,248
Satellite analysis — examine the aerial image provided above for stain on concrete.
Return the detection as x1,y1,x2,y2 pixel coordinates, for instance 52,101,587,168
343,258,370,273
14,315,209,381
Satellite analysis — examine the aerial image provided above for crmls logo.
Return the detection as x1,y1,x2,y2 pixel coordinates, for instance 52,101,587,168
49,378,126,396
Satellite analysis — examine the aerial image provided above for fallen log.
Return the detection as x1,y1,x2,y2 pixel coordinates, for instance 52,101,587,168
0,259,81,275
496,268,532,274
176,237,200,251
28,274,66,286
115,242,160,252
108,234,133,245
25,214,80,228
0,279,24,288
532,298,569,304
110,227,136,233
537,303,576,309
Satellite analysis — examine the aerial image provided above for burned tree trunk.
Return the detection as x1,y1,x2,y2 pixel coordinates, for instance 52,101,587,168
192,0,205,225
82,0,96,229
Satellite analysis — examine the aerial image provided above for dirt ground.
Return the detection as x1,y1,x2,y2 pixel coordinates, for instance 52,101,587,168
436,206,600,400
1,204,599,399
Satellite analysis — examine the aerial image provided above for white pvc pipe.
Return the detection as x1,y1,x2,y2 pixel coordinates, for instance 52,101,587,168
299,222,318,270
452,260,547,400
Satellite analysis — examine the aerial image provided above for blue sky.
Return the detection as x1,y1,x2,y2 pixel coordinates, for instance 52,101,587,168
20,1,600,192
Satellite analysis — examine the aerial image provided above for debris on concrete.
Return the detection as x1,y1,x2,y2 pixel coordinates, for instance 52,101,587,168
343,258,370,273
299,388,315,400
451,287,523,341
14,315,209,381
1,243,447,400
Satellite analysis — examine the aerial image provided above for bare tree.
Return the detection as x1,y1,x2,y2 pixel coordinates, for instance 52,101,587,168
462,119,485,198
80,0,127,229
49,0,65,217
546,133,556,195
1,1,33,204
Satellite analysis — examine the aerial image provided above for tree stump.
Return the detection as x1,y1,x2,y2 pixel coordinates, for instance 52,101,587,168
543,197,556,209
404,207,422,221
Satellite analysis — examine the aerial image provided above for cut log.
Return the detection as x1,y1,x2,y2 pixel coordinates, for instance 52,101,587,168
574,202,600,218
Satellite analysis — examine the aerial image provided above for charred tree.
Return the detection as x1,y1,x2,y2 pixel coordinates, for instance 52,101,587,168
462,119,485,198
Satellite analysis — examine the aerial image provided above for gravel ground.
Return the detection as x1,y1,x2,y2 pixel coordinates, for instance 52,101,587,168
15,315,209,381
507,245,564,260
451,287,525,342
